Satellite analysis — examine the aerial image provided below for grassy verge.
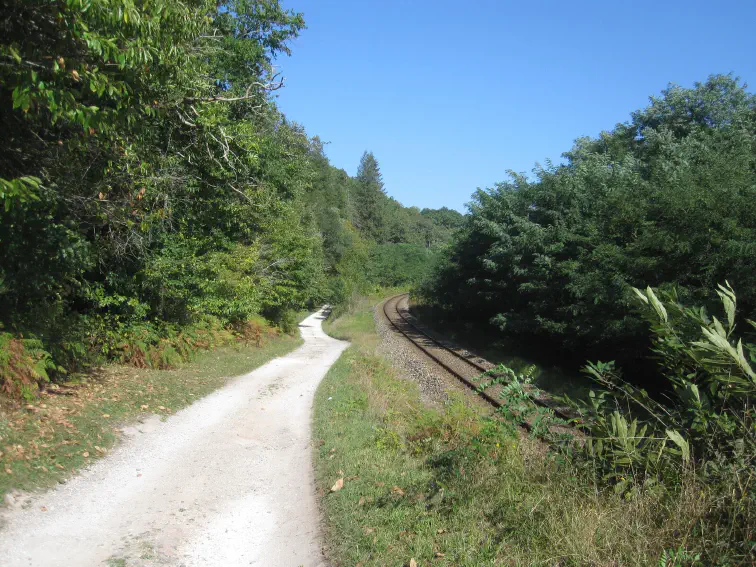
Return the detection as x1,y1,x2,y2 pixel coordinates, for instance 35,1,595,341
314,295,688,566
0,329,303,500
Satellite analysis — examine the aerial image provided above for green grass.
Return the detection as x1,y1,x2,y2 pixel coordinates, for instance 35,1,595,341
0,329,303,499
314,294,690,566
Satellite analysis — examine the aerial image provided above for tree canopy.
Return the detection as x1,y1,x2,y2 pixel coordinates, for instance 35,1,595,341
421,75,756,373
0,0,458,388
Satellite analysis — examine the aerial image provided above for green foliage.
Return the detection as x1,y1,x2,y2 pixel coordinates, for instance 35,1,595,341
0,0,459,389
317,292,699,566
367,244,438,287
568,284,756,563
353,151,387,242
422,75,756,369
0,333,57,400
475,363,561,437
0,0,327,379
111,317,236,369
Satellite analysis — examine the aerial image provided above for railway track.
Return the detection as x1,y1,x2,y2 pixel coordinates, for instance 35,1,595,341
382,293,504,408
381,293,579,434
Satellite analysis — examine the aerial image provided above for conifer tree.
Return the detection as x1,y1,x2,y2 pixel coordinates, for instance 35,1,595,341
354,151,387,242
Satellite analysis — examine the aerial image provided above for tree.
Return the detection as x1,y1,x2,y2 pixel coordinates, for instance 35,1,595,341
421,75,756,374
353,151,388,242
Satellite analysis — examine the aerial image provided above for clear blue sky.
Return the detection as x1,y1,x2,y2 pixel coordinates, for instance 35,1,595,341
274,0,756,212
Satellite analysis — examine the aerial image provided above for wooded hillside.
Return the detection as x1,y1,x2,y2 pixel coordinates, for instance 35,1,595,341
0,0,460,396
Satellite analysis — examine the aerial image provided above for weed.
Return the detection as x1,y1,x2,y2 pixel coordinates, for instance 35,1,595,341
315,293,696,565
0,333,57,400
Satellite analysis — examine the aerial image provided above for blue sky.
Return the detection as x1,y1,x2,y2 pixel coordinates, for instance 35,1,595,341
275,0,756,212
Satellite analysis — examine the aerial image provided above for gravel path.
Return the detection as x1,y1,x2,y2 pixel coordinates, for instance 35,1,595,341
0,309,347,567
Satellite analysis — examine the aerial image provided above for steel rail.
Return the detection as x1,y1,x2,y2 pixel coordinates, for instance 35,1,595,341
382,293,581,434
389,293,491,374
381,293,504,410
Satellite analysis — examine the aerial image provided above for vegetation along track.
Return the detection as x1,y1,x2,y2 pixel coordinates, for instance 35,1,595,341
382,293,578,434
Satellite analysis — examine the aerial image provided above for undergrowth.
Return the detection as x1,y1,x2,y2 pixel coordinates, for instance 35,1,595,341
315,294,701,566
0,313,290,401
0,333,59,401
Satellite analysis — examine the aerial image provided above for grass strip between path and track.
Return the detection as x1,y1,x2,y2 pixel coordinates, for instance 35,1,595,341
0,328,303,500
314,294,691,567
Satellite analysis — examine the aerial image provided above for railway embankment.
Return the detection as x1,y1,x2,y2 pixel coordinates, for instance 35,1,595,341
313,292,679,566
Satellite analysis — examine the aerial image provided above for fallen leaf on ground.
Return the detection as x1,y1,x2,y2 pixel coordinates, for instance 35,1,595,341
140,405,149,409
82,452,89,458
375,481,385,487
410,559,417,567
102,414,110,418
330,478,344,492
391,485,405,496
358,496,366,506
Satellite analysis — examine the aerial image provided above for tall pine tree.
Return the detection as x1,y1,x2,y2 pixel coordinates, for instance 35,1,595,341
353,151,388,242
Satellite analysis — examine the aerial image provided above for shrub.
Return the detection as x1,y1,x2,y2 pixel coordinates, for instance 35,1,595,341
421,76,756,371
232,315,279,347
566,283,756,563
0,332,57,400
110,317,236,370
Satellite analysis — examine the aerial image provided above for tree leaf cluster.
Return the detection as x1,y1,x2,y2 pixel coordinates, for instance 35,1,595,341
422,75,756,371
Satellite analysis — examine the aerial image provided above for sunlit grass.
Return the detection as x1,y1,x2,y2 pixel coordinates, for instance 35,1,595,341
314,294,687,566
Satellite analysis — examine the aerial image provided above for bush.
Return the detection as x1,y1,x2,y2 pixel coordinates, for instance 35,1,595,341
367,243,438,287
565,283,756,563
110,317,236,370
421,75,756,371
232,315,279,347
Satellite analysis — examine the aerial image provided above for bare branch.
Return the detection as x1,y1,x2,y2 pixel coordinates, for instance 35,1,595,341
182,75,284,104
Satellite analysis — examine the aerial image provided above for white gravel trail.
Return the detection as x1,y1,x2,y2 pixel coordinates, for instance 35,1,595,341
0,309,347,567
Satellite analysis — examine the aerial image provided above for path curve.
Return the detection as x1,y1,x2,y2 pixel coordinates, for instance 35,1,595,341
0,308,347,567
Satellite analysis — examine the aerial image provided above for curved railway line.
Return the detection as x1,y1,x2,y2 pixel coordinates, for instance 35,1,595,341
381,292,579,433
382,293,504,408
